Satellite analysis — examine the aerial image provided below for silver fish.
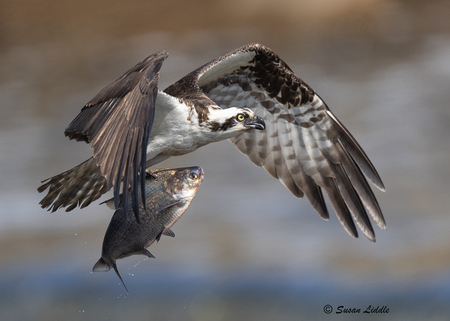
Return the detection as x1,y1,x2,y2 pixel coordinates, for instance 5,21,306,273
92,166,204,291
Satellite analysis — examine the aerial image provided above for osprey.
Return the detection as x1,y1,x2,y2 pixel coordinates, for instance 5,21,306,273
38,43,385,241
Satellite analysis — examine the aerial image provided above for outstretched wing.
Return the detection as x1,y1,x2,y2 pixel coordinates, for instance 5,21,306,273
64,51,168,221
168,43,385,241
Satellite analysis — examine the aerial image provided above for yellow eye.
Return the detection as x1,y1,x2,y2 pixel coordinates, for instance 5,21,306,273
189,173,198,180
237,113,245,122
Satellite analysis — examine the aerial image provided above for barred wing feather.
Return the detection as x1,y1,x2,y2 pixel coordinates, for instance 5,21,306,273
190,43,385,241
63,51,168,220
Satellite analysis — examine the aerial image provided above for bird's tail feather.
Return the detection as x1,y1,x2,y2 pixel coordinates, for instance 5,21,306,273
37,157,108,212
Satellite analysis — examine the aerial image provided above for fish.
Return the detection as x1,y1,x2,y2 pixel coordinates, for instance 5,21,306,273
92,166,204,292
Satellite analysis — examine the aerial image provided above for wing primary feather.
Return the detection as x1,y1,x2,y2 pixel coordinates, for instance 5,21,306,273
337,139,386,229
302,177,329,220
351,156,385,229
129,129,140,220
107,123,128,191
130,128,141,223
114,131,130,211
121,157,131,221
325,106,385,191
323,177,359,239
140,127,149,210
314,185,329,219
140,82,158,210
121,130,137,223
334,163,376,242
61,51,168,217
132,129,142,215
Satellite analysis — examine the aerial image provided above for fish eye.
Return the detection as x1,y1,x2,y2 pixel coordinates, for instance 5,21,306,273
189,172,198,180
236,113,245,122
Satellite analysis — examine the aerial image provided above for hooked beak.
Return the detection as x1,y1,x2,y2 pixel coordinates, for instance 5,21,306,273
244,116,265,130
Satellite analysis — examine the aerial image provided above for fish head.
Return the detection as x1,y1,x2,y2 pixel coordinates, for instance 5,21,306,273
163,166,204,200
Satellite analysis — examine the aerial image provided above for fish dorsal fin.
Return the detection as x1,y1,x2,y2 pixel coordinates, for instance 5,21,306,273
112,263,129,293
140,249,155,258
163,228,175,238
155,199,181,212
92,257,111,272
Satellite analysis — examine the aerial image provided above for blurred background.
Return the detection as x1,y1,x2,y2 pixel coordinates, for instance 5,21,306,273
1,0,450,320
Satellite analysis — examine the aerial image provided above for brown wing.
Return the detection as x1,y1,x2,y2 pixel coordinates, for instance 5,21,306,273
38,157,106,212
64,51,168,220
170,43,385,241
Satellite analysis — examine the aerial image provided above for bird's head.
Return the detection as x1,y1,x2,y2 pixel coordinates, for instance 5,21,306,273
206,107,265,135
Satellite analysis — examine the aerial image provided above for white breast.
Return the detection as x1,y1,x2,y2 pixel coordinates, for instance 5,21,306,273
146,91,213,161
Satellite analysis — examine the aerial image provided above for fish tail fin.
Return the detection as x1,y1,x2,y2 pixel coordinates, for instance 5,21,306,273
92,257,111,272
92,258,129,293
112,263,129,293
